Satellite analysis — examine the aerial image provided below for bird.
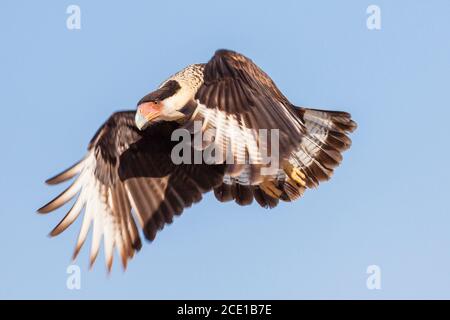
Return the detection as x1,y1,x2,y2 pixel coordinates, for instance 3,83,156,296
39,49,357,271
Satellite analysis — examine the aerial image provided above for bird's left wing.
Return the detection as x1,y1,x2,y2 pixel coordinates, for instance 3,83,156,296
38,111,224,271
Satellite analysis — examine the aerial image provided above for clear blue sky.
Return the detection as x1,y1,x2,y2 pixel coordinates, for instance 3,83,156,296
1,0,450,299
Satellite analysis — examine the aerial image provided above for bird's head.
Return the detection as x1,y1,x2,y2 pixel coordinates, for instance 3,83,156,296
135,80,185,130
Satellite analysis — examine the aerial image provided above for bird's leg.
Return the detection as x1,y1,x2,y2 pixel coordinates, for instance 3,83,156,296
260,180,282,199
283,163,306,187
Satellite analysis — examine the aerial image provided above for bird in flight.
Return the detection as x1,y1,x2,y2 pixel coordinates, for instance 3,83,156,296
39,49,356,271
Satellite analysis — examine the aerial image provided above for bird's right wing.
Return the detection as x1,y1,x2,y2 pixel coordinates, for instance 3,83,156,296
186,49,307,184
39,111,224,271
185,50,356,206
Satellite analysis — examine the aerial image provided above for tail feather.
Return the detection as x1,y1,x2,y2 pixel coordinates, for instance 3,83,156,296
301,108,357,133
288,106,356,189
212,106,356,206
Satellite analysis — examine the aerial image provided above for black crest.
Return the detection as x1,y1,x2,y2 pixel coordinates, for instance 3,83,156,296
137,80,181,105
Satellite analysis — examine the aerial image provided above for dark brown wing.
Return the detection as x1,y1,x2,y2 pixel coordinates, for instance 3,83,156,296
192,50,357,205
117,123,225,242
38,111,224,271
188,49,307,183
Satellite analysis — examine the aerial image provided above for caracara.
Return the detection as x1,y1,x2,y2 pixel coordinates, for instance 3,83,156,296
39,49,357,271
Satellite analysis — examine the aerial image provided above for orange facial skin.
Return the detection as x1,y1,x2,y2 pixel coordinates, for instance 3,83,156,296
137,101,163,121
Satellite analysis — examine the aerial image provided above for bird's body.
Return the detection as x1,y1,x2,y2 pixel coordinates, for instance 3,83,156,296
39,49,356,271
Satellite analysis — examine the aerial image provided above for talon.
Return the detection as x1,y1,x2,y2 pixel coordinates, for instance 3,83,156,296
260,180,282,199
284,164,306,187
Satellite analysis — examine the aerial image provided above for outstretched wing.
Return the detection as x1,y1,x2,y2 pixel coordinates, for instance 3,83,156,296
187,49,306,183
38,111,224,271
189,50,357,205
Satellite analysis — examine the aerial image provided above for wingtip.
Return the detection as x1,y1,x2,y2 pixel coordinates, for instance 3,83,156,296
37,201,55,214
349,119,358,133
106,259,113,274
121,258,128,272
48,227,61,238
45,177,58,186
45,173,63,186
89,250,100,270
37,204,48,215
133,238,142,251
48,225,64,237
37,206,48,215
44,158,85,186
72,247,81,262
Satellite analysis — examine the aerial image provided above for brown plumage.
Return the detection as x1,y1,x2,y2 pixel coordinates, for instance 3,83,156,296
39,49,356,271
39,112,225,271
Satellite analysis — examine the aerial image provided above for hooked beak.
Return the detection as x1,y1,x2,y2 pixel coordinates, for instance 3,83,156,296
135,102,162,131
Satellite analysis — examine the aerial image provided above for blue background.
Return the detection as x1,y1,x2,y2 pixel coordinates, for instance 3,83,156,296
1,0,449,299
